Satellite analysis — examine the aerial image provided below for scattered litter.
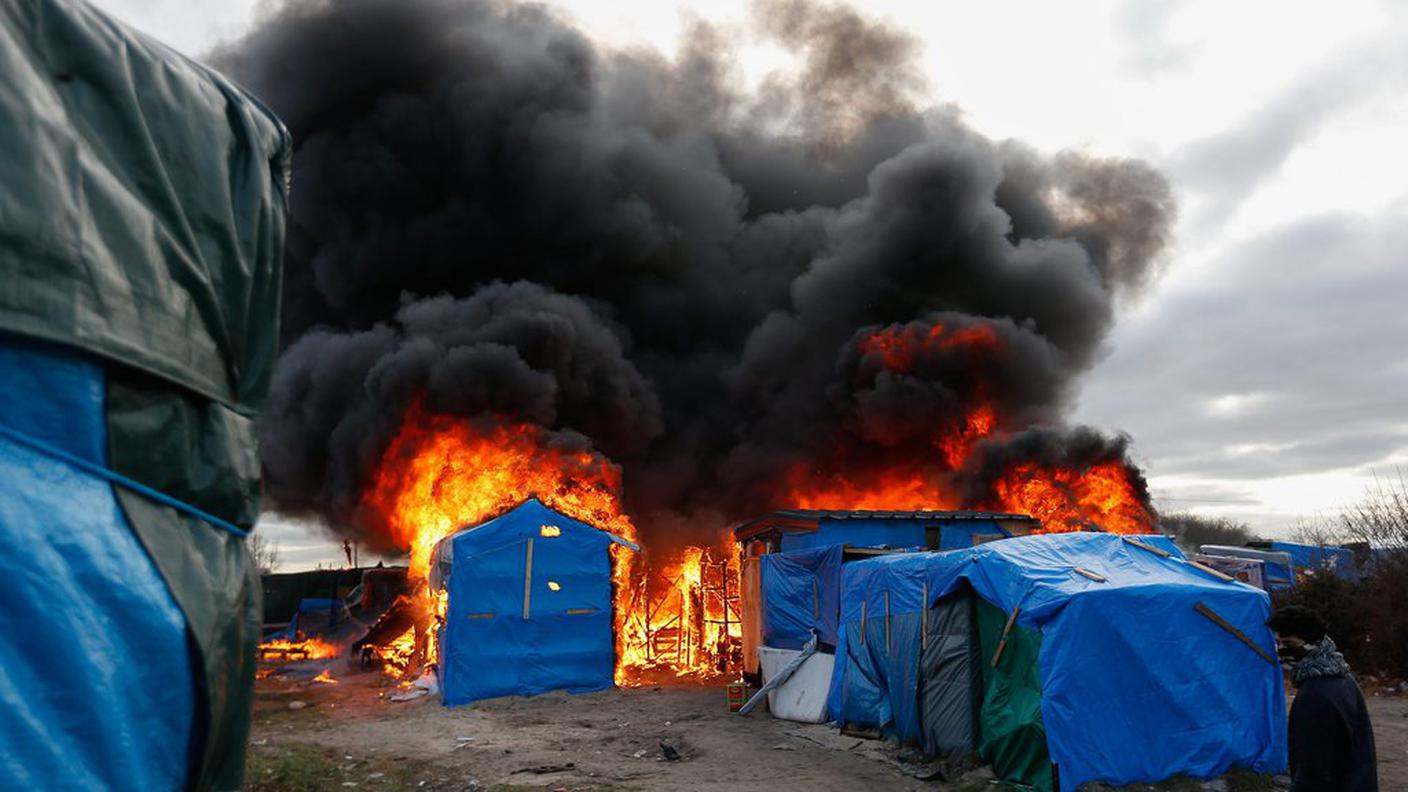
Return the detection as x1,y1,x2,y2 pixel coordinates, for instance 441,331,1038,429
366,773,384,779
287,701,307,710
771,744,796,751
455,736,475,742
511,762,575,775
659,741,680,761
390,668,441,702
631,750,647,759
251,739,267,746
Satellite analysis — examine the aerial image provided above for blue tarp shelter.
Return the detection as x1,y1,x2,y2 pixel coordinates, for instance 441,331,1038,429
265,598,353,641
829,533,1287,791
1268,541,1359,581
757,535,1185,654
432,499,637,706
1201,545,1297,590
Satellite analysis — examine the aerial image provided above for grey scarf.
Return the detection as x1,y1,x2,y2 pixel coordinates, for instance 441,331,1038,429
1291,636,1352,686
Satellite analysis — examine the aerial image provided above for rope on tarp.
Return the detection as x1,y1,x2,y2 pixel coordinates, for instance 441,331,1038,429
0,422,249,537
737,629,819,716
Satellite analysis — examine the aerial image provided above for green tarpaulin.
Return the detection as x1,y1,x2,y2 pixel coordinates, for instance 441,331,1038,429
0,0,290,788
976,599,1054,792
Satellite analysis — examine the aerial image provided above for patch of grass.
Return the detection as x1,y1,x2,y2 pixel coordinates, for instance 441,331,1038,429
244,744,427,792
1225,766,1277,792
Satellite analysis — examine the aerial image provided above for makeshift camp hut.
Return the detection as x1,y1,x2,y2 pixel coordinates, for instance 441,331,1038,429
1201,545,1297,590
430,499,638,706
830,533,1287,791
1251,540,1359,581
737,509,1042,553
0,2,289,789
737,509,1043,680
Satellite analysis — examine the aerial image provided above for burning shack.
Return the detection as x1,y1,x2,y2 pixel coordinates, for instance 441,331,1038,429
428,498,638,706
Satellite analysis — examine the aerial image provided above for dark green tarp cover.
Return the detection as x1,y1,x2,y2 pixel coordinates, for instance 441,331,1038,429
0,0,290,788
976,599,1053,792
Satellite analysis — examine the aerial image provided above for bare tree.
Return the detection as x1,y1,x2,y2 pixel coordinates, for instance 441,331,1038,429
1160,512,1255,553
1290,516,1346,548
248,531,281,574
1336,469,1408,553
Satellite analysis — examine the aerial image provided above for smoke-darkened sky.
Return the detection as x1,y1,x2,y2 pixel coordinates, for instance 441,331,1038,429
93,0,1408,568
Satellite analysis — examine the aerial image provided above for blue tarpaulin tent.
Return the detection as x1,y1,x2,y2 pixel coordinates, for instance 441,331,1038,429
432,499,637,706
828,533,1287,791
1268,541,1359,581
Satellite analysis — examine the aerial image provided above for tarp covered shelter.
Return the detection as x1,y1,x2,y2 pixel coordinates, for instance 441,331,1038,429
757,533,1186,655
829,533,1287,791
431,499,637,706
0,1,289,788
1201,545,1297,590
1264,541,1359,581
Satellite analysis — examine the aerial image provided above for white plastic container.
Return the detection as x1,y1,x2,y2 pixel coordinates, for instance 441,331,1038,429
757,645,834,723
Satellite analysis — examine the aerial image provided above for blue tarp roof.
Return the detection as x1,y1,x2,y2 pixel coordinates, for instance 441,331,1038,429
759,534,1185,654
830,532,1287,791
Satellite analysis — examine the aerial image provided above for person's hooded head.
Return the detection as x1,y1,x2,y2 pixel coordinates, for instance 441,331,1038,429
1268,605,1328,663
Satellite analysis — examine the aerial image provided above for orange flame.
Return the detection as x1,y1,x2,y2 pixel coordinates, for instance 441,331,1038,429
788,320,1155,534
257,637,341,660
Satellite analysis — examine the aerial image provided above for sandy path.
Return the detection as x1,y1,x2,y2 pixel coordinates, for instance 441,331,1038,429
251,663,1408,791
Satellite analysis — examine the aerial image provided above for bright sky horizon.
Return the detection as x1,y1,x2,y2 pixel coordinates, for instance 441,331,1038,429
91,0,1408,571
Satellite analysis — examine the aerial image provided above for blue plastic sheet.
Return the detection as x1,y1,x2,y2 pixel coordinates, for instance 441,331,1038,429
761,546,842,649
830,533,1287,791
1270,541,1358,581
0,336,194,790
439,499,630,706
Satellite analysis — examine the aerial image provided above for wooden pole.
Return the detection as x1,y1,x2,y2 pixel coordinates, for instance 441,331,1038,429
884,590,891,656
522,538,534,620
921,582,928,651
1194,602,1279,666
990,606,1021,667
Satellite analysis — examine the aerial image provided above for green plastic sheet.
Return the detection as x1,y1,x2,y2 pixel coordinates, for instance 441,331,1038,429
0,1,290,788
976,599,1054,792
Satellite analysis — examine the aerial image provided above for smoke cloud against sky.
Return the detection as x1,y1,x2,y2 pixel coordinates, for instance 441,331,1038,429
92,0,1408,566
208,0,1174,553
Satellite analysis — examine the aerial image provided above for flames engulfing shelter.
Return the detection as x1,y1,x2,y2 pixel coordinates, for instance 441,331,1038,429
827,533,1287,790
0,1,289,788
430,499,638,706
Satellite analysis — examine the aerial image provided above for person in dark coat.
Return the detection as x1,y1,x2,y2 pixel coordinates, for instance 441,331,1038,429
1268,606,1377,791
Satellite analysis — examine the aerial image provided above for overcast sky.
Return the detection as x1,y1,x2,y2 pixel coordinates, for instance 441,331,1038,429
91,0,1408,569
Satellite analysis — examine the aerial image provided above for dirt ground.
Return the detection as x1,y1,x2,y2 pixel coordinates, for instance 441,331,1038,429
247,661,1408,792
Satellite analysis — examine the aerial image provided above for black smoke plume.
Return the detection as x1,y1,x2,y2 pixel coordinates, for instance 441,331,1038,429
221,0,1175,547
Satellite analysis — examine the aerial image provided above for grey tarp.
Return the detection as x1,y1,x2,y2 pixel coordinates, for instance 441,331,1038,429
0,1,290,788
919,587,981,758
